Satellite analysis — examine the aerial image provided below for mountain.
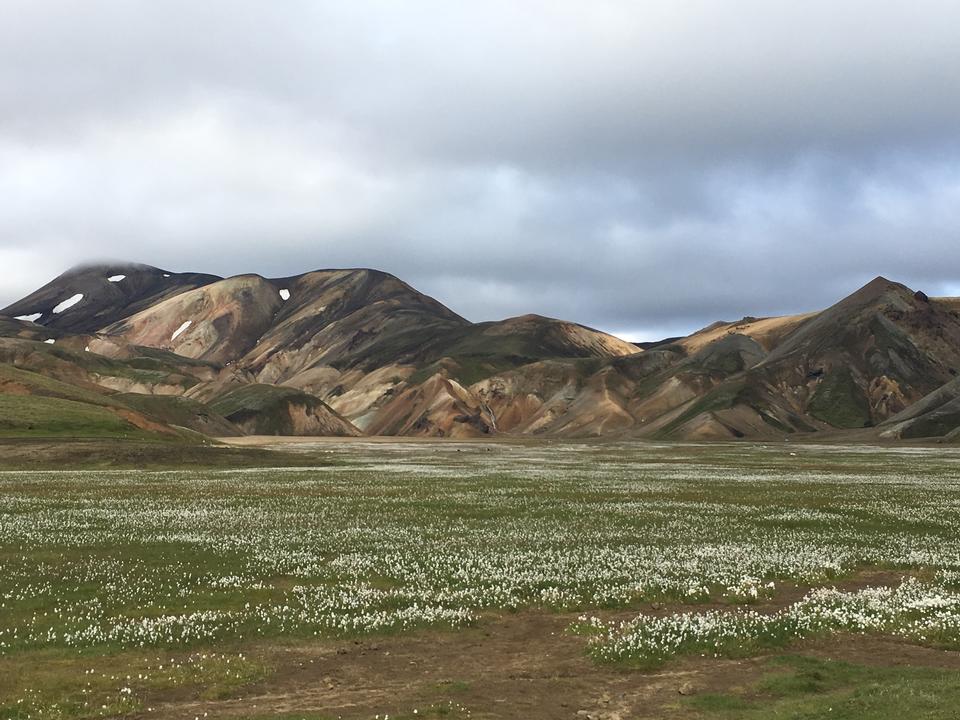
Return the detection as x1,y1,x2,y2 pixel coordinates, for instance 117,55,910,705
748,277,960,429
1,262,220,334
92,268,636,436
3,264,960,442
101,274,287,365
622,277,960,440
878,376,960,440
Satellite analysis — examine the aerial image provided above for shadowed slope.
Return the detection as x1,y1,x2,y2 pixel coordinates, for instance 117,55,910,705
0,263,220,333
208,384,361,437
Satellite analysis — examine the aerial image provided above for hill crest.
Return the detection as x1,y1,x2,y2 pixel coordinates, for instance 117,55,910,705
3,266,960,442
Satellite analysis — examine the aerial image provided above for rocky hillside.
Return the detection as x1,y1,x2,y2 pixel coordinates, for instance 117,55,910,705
2,263,220,334
3,263,959,441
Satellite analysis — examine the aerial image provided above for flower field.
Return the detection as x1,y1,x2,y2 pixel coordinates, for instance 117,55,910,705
3,440,960,717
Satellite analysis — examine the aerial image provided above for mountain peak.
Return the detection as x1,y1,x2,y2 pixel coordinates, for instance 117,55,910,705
59,260,163,277
1,262,222,333
5,263,960,442
859,274,906,294
831,275,914,311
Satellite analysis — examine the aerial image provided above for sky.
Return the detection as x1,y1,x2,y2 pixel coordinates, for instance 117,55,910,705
1,1,959,341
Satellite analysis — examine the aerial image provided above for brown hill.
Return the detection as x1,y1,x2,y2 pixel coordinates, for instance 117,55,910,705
5,263,960,442
101,274,284,364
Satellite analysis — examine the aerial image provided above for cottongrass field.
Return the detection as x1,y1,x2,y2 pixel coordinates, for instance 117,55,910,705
3,440,960,716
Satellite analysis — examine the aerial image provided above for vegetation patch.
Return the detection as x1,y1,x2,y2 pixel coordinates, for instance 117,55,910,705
577,578,960,667
688,654,960,719
0,395,151,439
3,443,960,715
655,378,758,437
408,355,531,387
808,368,872,428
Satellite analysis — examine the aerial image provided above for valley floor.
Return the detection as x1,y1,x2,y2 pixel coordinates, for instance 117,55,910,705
3,441,960,719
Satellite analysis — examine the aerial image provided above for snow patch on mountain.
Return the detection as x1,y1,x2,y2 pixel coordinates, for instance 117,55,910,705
53,294,84,314
171,320,192,341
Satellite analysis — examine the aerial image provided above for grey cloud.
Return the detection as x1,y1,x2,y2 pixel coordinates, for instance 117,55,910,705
1,1,960,340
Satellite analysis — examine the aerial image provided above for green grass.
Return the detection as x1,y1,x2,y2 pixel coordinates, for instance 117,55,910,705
688,654,960,719
113,392,214,422
208,384,305,416
435,679,471,693
0,394,152,439
238,716,337,720
0,363,215,440
0,438,342,470
209,383,330,420
3,442,960,716
0,364,118,408
0,648,268,719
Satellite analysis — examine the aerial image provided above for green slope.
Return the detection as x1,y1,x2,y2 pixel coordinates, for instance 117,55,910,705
0,394,153,439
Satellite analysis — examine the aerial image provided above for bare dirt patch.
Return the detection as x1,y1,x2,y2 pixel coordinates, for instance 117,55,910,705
145,597,960,720
145,612,726,720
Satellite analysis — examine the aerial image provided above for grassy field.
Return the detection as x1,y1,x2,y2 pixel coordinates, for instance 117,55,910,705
2,441,960,718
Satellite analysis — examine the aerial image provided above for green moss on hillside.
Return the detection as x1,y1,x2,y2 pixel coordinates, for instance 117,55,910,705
808,368,872,428
0,363,116,407
0,395,150,439
655,379,749,437
209,384,354,436
114,393,238,436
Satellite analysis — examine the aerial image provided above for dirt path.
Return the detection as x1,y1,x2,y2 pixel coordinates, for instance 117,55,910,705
145,595,960,720
135,570,948,719
149,612,718,720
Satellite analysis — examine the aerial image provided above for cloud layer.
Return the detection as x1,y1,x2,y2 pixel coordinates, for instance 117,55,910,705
2,1,959,339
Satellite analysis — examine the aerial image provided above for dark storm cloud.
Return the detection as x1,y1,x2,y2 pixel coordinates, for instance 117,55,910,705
1,0,960,339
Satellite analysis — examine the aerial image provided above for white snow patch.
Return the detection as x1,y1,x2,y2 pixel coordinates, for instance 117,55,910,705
279,289,290,301
171,320,192,341
44,339,55,344
84,346,90,352
14,313,42,323
163,273,171,278
52,294,83,314
107,274,126,282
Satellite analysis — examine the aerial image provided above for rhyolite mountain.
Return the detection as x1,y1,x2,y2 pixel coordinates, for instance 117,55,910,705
3,263,221,334
2,262,960,442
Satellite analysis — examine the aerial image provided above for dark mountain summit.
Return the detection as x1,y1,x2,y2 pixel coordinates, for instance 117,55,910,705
1,263,220,334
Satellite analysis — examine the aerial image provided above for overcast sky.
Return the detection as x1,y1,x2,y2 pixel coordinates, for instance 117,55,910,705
2,1,959,340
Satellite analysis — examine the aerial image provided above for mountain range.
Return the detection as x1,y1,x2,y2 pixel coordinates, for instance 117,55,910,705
2,261,959,443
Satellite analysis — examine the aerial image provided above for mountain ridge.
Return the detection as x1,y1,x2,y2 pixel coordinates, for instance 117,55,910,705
3,262,959,443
